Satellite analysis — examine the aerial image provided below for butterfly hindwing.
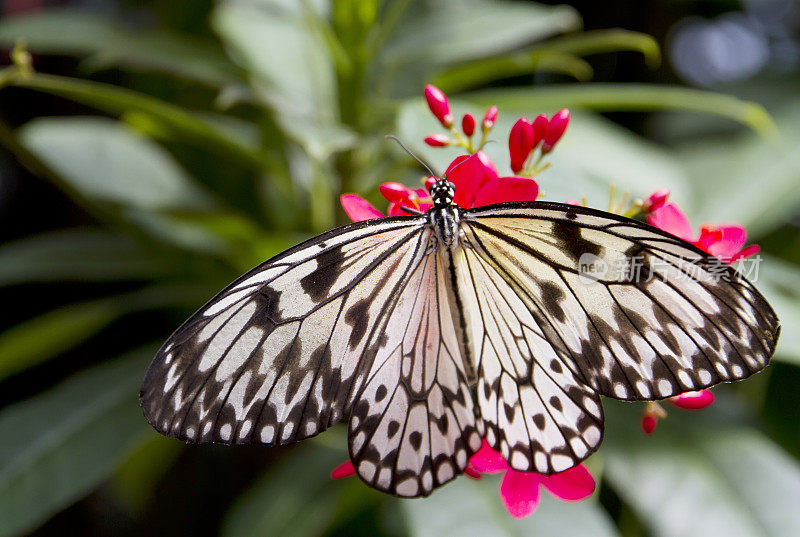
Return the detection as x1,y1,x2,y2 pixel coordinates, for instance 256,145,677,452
349,248,482,497
454,232,604,474
140,216,429,445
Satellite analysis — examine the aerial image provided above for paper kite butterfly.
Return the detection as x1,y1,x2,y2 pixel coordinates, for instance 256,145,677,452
140,174,780,498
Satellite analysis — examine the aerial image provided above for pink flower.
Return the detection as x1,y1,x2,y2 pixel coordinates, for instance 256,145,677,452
641,188,670,213
532,113,548,148
647,202,759,263
468,440,595,519
331,440,594,520
340,183,432,222
462,113,476,137
424,84,453,128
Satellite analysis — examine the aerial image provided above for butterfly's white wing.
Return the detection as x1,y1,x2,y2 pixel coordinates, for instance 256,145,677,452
458,201,779,473
140,216,429,445
349,248,482,497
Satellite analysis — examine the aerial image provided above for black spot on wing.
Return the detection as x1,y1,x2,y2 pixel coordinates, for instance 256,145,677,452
300,245,345,302
345,298,370,349
541,281,567,323
553,219,602,259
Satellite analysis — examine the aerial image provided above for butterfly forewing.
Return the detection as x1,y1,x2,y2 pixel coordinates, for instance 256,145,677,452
140,216,428,445
463,202,779,403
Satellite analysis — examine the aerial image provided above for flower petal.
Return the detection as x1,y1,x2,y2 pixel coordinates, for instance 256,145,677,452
340,194,385,222
473,176,539,207
731,243,760,263
541,464,595,501
704,224,747,261
444,151,498,208
468,439,508,473
500,470,541,519
671,389,715,409
330,460,356,479
647,203,694,242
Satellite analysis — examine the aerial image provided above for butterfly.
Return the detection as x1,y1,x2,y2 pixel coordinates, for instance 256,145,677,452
140,177,780,498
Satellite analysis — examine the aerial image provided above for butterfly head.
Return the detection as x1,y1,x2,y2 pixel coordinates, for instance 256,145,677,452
430,179,456,208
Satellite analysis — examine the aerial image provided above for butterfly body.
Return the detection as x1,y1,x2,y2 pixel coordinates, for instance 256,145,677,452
141,179,779,497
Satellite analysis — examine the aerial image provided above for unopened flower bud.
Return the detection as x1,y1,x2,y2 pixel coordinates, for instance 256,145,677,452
532,113,548,148
462,113,476,137
424,84,453,128
482,106,498,131
641,415,658,435
542,109,570,154
509,118,534,173
424,134,450,147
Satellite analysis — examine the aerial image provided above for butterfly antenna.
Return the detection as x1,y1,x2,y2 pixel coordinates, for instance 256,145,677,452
385,135,439,179
442,140,496,180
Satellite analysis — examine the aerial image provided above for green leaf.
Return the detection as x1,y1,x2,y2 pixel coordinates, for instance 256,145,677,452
675,102,800,237
0,228,167,285
4,72,269,170
0,300,120,382
0,348,154,537
222,443,361,537
604,400,800,537
434,30,660,93
465,84,776,136
0,8,240,86
403,474,619,537
19,117,212,212
212,2,336,119
753,255,800,365
385,0,581,66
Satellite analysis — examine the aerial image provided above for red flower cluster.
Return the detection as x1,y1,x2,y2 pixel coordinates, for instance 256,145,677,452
337,83,761,516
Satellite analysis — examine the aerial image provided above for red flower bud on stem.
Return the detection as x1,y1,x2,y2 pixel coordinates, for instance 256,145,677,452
424,84,453,128
509,118,534,173
542,109,570,154
532,113,548,149
482,106,498,131
424,134,450,147
462,113,476,137
641,415,658,435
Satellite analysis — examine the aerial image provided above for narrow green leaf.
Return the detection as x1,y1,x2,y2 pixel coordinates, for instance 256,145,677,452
434,29,660,92
0,8,240,86
19,117,212,212
0,300,119,382
385,0,581,66
403,474,619,537
466,84,776,136
0,228,166,285
0,348,154,537
604,400,800,537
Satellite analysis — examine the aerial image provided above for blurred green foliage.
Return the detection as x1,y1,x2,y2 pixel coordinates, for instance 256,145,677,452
0,1,798,536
